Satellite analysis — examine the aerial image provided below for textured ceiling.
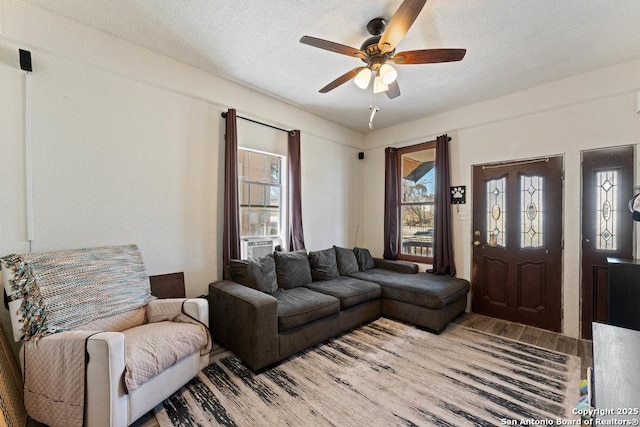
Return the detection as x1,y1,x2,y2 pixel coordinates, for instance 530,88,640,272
26,0,640,133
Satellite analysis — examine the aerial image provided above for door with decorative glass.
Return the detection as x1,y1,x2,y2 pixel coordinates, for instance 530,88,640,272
581,146,633,339
472,156,563,331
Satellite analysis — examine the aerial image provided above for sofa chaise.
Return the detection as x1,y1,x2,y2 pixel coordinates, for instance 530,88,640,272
209,246,469,371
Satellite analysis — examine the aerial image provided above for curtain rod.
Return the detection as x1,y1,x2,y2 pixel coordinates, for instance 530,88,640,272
387,136,451,151
482,157,549,170
221,111,291,134
440,136,452,142
411,136,452,144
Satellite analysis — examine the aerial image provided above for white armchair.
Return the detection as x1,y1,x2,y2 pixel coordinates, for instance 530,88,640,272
83,299,209,427
0,245,210,427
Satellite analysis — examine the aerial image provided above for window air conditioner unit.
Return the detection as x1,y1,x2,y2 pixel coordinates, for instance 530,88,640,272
241,238,280,260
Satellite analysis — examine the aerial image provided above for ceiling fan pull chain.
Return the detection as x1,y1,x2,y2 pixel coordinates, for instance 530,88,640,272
369,105,379,129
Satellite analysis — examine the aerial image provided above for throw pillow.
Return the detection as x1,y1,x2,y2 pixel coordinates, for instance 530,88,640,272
274,250,313,289
334,246,359,275
353,247,376,271
229,254,278,294
308,248,339,281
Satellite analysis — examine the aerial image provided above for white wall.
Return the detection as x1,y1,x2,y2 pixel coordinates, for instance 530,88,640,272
0,0,364,296
363,59,640,338
302,137,363,250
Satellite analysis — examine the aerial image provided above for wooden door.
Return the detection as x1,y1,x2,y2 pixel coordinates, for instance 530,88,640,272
581,146,634,339
472,156,563,332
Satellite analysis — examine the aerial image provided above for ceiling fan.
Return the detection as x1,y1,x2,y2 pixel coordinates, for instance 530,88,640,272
300,0,466,99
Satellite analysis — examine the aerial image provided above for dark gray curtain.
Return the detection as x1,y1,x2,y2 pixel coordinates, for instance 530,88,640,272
383,147,399,259
288,130,305,251
222,109,240,266
429,134,456,276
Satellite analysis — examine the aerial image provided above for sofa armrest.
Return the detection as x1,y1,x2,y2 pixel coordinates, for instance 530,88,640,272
209,280,279,371
373,258,419,274
182,298,208,328
85,332,127,427
18,331,127,427
145,298,208,327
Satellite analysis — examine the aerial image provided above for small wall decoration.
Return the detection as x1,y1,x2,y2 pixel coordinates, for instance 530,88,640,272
451,186,466,204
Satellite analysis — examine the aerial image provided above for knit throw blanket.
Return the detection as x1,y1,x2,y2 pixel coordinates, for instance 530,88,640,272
1,244,154,343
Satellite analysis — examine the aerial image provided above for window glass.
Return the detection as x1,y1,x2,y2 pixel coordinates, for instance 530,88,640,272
486,177,507,247
399,146,436,260
268,156,281,184
520,175,544,248
596,170,618,250
269,186,280,206
238,148,283,238
249,183,265,206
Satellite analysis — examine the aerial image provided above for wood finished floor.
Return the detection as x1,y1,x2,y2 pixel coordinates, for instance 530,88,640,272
130,313,593,427
452,312,593,378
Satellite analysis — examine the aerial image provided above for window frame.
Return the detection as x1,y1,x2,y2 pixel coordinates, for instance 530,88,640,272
396,141,436,264
237,147,286,240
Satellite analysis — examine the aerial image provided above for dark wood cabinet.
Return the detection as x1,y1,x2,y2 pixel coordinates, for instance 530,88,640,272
607,257,640,331
149,272,186,299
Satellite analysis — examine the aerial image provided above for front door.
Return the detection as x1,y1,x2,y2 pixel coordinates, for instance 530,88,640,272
581,146,634,339
472,156,563,332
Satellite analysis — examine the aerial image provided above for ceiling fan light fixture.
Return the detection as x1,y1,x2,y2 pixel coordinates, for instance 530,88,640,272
354,67,372,89
379,63,397,85
300,0,465,105
373,75,389,93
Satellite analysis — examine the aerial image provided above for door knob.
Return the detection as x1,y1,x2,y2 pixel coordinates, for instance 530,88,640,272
473,241,480,247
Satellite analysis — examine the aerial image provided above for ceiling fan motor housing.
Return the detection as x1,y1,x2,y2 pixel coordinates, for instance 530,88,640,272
361,18,396,69
366,18,387,36
360,35,394,70
361,36,381,56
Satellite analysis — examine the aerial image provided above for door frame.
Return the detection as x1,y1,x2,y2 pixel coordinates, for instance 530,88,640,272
580,145,634,339
471,155,564,332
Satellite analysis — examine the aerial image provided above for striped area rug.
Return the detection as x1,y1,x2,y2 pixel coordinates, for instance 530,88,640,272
155,318,581,426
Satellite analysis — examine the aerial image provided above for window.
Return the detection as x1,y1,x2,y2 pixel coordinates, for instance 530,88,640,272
595,169,618,250
520,174,544,248
398,142,436,262
238,148,284,238
486,177,506,248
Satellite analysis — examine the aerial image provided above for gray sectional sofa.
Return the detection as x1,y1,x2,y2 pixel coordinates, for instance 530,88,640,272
209,246,470,371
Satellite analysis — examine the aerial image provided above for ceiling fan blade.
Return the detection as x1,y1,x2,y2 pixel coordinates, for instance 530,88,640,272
319,66,367,93
378,0,427,54
300,36,366,59
386,80,401,99
392,48,466,64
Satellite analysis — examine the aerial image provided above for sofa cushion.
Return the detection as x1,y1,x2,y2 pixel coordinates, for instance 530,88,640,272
334,246,359,276
304,277,381,309
274,288,339,332
373,258,419,274
274,250,312,289
349,269,470,309
122,320,209,391
353,247,376,271
308,248,339,281
230,254,277,294
73,307,146,332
